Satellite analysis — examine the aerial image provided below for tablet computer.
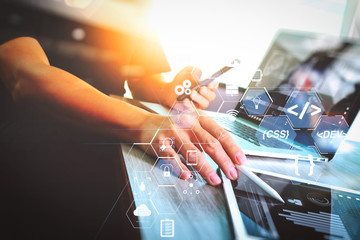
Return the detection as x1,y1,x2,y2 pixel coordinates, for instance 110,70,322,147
221,169,360,239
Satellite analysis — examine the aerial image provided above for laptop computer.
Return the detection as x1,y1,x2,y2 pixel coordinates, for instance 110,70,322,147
141,30,359,163
137,29,360,238
216,30,360,239
204,30,360,162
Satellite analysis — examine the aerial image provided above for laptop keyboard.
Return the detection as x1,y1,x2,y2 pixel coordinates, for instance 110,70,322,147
213,116,260,146
213,116,293,149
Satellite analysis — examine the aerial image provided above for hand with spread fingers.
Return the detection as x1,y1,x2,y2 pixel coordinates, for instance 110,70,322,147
138,101,246,186
0,37,245,187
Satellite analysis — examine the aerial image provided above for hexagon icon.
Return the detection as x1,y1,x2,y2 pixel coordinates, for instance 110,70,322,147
240,87,272,115
290,146,318,177
311,115,349,154
174,66,201,97
151,186,183,214
217,101,240,120
175,130,207,172
190,66,202,86
177,143,202,167
152,157,182,186
150,129,183,158
125,144,158,172
284,91,324,129
218,83,242,102
288,146,322,161
177,173,204,197
132,171,156,197
126,199,158,228
256,116,296,150
168,101,199,129
207,88,225,113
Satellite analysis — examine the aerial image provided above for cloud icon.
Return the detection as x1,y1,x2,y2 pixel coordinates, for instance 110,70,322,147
133,204,151,217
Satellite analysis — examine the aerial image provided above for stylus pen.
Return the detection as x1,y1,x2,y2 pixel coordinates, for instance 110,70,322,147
237,165,285,203
177,59,240,101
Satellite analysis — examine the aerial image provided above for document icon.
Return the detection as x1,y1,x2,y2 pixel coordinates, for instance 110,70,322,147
160,219,174,237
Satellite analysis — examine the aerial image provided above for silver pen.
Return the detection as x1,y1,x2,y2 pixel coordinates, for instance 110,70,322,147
177,59,240,101
237,165,285,203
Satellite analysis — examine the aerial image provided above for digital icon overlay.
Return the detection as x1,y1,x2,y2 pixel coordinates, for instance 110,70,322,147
126,199,158,228
175,80,192,96
284,91,324,129
226,109,239,122
225,84,239,96
293,154,316,176
162,164,172,177
133,174,154,196
159,137,175,153
241,88,272,115
311,115,349,153
134,204,152,217
256,116,296,150
153,157,181,186
160,219,174,238
169,101,199,129
182,174,201,195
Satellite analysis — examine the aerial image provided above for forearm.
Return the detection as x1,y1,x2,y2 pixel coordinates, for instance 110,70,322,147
0,37,150,142
128,73,169,104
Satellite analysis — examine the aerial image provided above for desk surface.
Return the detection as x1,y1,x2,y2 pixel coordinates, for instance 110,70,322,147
120,138,360,240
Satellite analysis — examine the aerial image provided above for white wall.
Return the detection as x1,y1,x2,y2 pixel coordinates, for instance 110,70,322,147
150,0,347,83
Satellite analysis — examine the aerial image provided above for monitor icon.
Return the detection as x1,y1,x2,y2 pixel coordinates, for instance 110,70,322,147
225,84,239,96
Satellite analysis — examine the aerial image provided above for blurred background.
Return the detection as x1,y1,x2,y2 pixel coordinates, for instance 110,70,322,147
1,0,359,92
150,0,360,81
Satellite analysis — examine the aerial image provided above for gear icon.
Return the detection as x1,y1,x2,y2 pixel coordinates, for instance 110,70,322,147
175,80,192,96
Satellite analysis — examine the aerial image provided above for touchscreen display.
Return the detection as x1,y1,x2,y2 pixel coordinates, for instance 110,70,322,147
250,32,360,125
232,173,360,239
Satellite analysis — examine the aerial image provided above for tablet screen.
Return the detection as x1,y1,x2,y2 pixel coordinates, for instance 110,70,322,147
231,172,360,239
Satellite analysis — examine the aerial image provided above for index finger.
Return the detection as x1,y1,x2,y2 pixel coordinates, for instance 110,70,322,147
198,115,246,165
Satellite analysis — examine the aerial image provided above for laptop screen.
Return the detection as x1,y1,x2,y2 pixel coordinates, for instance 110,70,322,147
251,31,360,119
242,31,360,159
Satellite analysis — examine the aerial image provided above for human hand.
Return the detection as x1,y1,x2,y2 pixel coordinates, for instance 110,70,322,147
161,66,218,109
138,103,246,186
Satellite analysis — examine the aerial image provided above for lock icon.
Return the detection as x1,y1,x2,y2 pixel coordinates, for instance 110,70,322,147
163,166,171,177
